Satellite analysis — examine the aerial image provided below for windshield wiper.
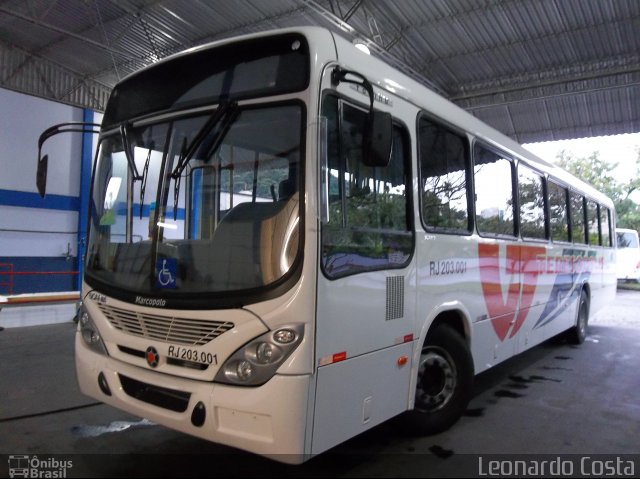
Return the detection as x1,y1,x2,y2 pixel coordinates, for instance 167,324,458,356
139,145,153,219
170,101,239,220
172,137,188,221
170,101,239,181
120,123,143,181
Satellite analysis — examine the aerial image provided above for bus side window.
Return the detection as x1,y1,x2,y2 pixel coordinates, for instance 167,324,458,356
600,206,611,247
418,116,470,233
473,144,516,237
548,180,570,243
570,191,587,244
518,165,546,240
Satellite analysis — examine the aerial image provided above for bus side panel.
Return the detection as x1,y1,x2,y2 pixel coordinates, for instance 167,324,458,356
415,235,508,373
512,243,552,354
516,242,601,352
596,247,617,314
310,342,413,455
513,242,570,354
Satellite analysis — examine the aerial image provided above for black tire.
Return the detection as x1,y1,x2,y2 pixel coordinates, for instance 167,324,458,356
567,289,589,345
403,324,474,435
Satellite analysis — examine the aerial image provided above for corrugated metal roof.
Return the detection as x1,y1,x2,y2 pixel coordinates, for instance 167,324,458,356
0,0,638,142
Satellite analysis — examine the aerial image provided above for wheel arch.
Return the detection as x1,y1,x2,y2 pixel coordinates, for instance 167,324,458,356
426,310,471,348
404,304,476,432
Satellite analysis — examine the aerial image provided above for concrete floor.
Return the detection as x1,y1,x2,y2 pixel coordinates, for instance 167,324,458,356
1,289,639,477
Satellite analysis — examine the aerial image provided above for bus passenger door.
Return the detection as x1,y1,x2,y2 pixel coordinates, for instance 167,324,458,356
311,94,416,455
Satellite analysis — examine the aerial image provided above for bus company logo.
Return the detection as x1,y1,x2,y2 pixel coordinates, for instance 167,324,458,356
478,244,601,341
146,346,160,368
478,244,545,341
135,296,167,308
8,455,72,478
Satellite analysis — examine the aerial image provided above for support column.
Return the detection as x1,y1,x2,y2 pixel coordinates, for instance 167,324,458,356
77,108,94,290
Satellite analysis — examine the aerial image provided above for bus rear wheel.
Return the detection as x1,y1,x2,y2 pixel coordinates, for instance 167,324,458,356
404,324,473,435
567,290,589,345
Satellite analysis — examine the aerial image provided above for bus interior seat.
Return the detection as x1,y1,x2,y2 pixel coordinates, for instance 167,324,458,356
278,179,295,201
203,194,299,289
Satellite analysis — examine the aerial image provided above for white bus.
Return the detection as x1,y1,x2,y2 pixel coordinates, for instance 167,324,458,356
616,228,640,282
38,27,617,463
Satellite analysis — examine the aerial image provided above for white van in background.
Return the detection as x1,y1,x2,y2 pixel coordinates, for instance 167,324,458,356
616,228,640,282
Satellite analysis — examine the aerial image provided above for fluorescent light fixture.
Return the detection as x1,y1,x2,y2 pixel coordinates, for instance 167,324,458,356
353,40,370,55
157,221,178,230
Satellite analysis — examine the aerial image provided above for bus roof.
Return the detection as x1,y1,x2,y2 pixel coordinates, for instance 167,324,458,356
109,25,613,208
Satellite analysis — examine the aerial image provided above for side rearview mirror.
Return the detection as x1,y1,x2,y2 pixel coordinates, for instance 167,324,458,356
363,111,392,168
35,122,101,198
331,67,393,168
36,154,49,198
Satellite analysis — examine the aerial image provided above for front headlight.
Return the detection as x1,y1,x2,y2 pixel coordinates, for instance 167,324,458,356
214,324,304,386
77,302,108,356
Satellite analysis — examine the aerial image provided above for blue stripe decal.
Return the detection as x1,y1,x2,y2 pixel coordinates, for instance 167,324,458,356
0,189,79,211
533,248,593,330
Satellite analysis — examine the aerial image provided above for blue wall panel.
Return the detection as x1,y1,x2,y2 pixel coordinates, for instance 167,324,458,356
0,257,77,295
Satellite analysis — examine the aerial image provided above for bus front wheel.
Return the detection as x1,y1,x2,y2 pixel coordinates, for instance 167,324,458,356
405,324,473,435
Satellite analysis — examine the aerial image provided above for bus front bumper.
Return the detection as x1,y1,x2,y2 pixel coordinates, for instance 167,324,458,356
76,333,312,464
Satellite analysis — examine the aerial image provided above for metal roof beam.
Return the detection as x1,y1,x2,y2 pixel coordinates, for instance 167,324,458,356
0,40,111,110
453,59,640,110
343,0,365,22
0,6,139,60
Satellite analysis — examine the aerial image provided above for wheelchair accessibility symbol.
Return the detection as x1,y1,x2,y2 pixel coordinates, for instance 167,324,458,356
156,258,177,289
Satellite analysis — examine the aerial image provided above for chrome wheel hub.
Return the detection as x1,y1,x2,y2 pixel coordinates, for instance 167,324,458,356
415,347,457,412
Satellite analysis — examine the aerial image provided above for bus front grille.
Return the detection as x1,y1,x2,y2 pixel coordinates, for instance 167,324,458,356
97,304,234,346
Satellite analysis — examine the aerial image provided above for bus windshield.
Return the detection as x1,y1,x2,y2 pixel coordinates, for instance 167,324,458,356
86,103,303,305
617,230,639,248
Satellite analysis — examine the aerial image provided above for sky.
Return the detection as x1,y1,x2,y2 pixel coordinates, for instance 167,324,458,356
523,132,640,184
523,132,640,204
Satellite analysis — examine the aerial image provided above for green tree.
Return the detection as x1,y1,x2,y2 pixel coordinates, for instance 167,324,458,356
555,149,640,232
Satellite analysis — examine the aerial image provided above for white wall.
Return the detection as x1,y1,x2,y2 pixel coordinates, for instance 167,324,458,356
0,88,82,195
0,88,83,257
0,207,78,257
